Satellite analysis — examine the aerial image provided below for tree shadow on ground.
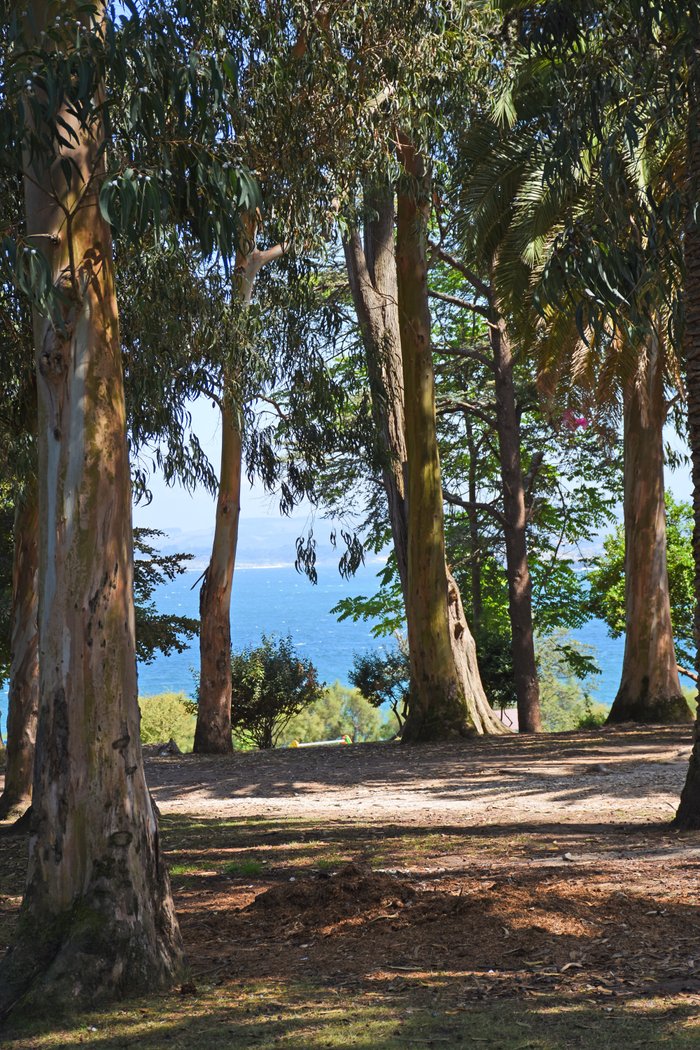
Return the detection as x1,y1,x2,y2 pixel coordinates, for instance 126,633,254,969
145,725,694,811
3,981,700,1049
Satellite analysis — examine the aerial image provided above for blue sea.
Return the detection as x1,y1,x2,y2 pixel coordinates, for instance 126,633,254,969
0,557,631,738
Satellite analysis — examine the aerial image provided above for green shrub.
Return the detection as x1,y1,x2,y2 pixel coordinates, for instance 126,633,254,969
138,692,196,752
350,645,409,733
574,696,608,730
230,634,325,749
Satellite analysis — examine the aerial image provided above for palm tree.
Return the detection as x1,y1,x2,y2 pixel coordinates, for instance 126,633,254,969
451,48,689,725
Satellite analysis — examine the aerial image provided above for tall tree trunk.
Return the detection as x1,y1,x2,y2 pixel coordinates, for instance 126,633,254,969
677,44,700,827
194,399,241,753
194,229,282,754
393,148,506,740
0,476,39,822
0,3,182,1014
345,188,504,738
343,187,408,594
608,339,691,724
490,316,541,732
465,421,483,631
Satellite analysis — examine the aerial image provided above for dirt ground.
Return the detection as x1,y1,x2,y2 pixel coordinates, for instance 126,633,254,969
3,724,700,1048
145,726,700,1003
145,723,695,826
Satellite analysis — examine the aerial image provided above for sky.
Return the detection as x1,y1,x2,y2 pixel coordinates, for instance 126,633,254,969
132,396,695,560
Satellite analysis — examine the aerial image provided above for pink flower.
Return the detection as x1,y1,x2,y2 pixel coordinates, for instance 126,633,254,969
562,409,588,430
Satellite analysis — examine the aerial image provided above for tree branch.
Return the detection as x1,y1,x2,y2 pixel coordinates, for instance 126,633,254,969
428,288,490,318
435,344,495,372
436,398,497,429
523,450,545,507
443,488,507,528
428,240,491,302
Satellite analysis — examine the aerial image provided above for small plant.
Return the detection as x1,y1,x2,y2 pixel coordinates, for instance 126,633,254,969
575,695,608,730
220,859,264,878
230,634,325,749
350,641,410,733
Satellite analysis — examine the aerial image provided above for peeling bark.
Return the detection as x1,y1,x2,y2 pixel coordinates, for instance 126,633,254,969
0,2,182,1015
0,476,39,822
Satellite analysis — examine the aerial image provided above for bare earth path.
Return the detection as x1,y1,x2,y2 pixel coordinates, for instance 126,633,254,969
147,724,694,828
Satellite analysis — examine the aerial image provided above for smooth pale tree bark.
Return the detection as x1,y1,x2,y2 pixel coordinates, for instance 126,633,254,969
194,229,284,753
345,189,504,738
0,476,39,822
194,397,242,753
489,314,541,732
606,340,691,725
677,48,700,827
391,148,506,740
0,2,182,1014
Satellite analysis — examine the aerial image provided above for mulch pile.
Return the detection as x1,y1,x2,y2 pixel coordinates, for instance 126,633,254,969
177,852,700,1004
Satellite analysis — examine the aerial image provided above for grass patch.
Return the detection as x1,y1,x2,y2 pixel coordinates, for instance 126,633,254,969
3,981,700,1049
220,858,265,878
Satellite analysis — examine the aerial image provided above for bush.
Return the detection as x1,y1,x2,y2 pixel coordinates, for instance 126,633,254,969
230,634,325,749
138,692,196,751
350,643,410,733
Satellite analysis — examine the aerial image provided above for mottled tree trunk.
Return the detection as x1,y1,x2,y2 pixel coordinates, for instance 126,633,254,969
490,316,541,732
194,231,282,754
0,2,182,1015
194,399,241,753
345,187,504,739
0,476,39,822
608,341,690,725
393,150,506,740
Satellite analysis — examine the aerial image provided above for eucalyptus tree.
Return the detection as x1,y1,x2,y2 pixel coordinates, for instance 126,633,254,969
193,222,285,755
428,279,620,710
279,1,509,737
427,228,544,732
0,1,255,1011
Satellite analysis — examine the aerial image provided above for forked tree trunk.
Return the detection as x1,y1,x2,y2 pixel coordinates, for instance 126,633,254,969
490,316,541,732
194,229,283,754
0,476,39,822
608,341,690,725
393,149,506,740
0,2,182,1014
345,188,504,738
194,399,242,753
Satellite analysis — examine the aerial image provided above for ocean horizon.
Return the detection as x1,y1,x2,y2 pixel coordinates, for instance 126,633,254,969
0,557,633,738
